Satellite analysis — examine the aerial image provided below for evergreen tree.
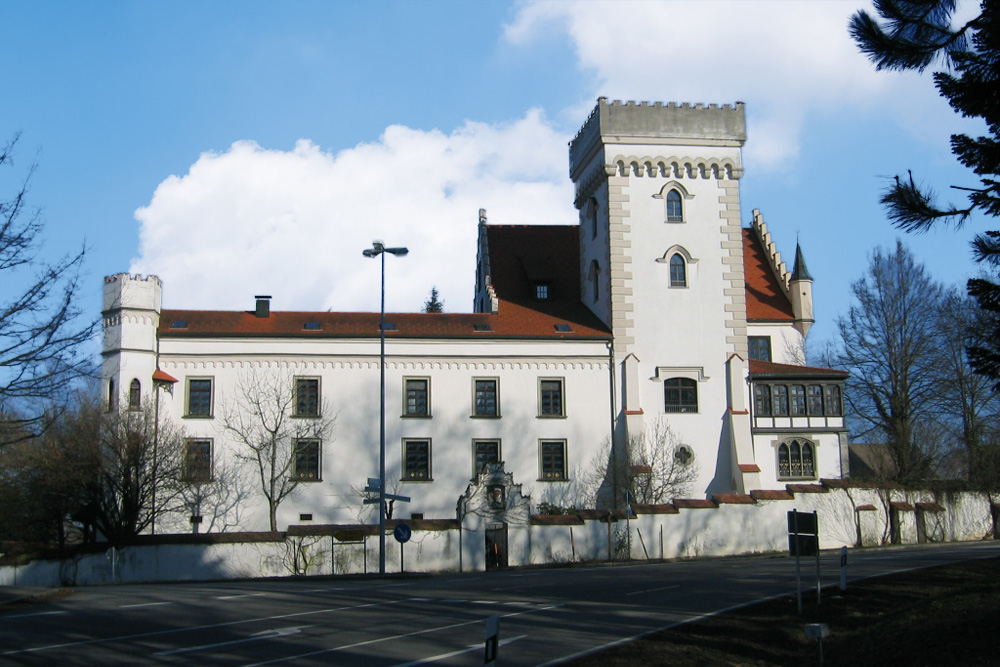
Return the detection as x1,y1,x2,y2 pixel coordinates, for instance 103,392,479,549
423,286,444,313
850,1,1000,385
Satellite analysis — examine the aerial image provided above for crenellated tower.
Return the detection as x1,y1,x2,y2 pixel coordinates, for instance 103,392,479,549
102,273,162,409
569,98,750,496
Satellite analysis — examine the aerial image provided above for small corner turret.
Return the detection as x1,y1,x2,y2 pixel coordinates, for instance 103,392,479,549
750,210,814,337
789,243,814,337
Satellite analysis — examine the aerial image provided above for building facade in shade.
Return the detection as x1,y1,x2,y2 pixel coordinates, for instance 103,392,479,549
102,99,849,534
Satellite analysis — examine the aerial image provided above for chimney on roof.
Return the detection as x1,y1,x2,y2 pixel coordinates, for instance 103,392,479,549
255,295,271,318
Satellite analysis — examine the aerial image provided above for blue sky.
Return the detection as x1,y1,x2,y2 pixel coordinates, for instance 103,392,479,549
1,1,986,354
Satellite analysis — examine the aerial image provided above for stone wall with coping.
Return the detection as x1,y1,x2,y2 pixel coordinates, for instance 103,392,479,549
2,482,994,587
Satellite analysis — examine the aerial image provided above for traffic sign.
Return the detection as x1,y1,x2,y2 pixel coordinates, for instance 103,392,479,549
393,522,412,544
788,533,818,557
787,510,818,535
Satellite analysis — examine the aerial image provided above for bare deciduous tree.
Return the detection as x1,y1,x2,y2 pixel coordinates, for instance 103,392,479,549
933,290,1000,484
93,398,186,543
0,133,95,446
584,418,699,509
222,370,334,531
827,242,945,480
176,456,254,533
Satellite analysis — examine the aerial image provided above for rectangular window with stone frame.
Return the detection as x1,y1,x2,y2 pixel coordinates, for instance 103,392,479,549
404,378,430,417
474,439,500,476
403,439,431,481
183,439,213,483
186,378,213,417
473,378,499,417
539,440,567,481
538,378,564,417
293,439,321,481
295,377,320,417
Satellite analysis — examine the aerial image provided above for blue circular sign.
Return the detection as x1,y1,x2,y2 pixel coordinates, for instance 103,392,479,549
393,522,412,544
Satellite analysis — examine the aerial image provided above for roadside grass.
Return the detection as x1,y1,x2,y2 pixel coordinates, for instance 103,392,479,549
565,554,1000,666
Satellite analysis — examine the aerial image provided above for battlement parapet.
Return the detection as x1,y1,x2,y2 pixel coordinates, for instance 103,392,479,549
570,97,746,177
103,272,163,313
751,209,789,292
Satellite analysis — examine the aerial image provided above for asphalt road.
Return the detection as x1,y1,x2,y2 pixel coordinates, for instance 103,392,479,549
3,541,1000,666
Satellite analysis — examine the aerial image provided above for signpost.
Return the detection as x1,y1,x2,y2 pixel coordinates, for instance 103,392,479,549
787,509,821,613
804,623,830,665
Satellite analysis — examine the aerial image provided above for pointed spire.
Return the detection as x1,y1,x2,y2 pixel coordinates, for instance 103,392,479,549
791,242,813,282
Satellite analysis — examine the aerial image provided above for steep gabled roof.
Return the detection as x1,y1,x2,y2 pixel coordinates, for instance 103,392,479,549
743,228,795,321
484,225,581,304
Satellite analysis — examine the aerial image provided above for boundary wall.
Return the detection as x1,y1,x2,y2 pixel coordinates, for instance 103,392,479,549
2,481,996,587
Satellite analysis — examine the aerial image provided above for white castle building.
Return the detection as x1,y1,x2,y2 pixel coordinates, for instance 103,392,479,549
102,99,849,537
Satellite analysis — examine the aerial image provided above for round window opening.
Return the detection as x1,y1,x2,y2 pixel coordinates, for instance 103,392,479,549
674,444,694,466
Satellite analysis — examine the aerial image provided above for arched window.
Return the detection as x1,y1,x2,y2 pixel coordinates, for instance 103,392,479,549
589,260,601,303
669,254,687,287
664,377,698,413
588,197,599,239
129,379,141,410
666,190,683,222
778,439,816,479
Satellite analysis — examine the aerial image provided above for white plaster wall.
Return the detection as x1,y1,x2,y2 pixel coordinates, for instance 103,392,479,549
746,323,805,365
141,336,612,531
752,432,846,488
5,487,995,586
605,144,748,498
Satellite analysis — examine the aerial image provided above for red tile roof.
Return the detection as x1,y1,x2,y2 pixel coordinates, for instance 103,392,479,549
160,301,610,340
743,228,795,321
712,493,755,505
750,490,794,501
154,224,810,341
632,503,680,515
672,498,718,509
785,483,830,494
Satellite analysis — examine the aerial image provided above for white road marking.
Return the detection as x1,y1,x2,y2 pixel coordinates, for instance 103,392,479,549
470,600,495,605
155,625,315,656
120,601,172,609
2,598,405,656
241,604,562,666
216,593,268,600
387,634,527,667
625,584,680,596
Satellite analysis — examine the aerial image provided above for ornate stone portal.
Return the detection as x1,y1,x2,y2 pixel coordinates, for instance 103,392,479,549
459,463,531,526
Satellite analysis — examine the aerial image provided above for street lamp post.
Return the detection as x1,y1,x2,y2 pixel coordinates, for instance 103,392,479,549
363,240,408,575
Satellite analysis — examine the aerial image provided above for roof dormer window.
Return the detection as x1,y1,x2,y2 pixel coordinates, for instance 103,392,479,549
535,283,550,300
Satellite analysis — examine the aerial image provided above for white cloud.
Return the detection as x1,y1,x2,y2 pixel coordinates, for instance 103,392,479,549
131,109,575,314
506,0,955,170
